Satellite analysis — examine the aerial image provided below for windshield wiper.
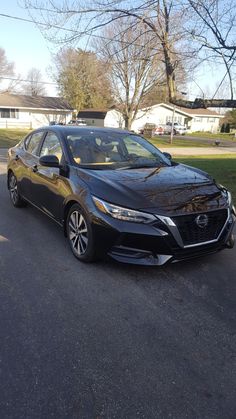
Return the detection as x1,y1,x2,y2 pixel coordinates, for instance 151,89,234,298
117,162,163,170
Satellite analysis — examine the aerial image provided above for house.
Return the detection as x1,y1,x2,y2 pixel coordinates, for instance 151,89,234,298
77,109,124,128
77,104,222,133
0,93,74,129
131,103,223,133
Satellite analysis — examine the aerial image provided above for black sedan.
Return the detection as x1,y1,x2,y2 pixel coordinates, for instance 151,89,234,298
7,126,235,265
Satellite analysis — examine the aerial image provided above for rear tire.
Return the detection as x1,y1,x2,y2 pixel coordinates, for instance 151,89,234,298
8,172,26,208
66,204,99,262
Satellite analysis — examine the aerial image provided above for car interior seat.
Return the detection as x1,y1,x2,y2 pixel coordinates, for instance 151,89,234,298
70,137,106,164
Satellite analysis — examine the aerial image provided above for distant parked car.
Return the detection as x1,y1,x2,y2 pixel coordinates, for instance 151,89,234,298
163,124,172,134
166,122,187,135
49,121,65,126
152,126,165,136
68,119,87,126
139,123,164,136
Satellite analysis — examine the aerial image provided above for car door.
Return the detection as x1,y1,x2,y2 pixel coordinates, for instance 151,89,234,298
16,130,45,201
30,131,69,222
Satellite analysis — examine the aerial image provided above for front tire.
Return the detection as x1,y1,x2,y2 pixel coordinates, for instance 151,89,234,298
66,204,98,262
8,172,26,207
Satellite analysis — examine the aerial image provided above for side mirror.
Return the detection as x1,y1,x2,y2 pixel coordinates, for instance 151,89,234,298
163,152,172,160
39,155,60,168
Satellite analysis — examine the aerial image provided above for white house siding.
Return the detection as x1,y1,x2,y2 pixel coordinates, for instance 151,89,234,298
131,104,222,133
80,110,124,128
81,118,104,127
30,110,72,128
131,105,188,132
104,110,124,128
188,116,221,133
0,110,30,129
0,109,72,129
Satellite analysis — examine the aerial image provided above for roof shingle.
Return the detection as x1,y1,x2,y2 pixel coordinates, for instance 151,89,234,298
175,105,221,116
0,93,74,110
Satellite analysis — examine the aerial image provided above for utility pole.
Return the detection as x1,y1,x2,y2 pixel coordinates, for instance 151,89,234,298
170,105,176,144
170,92,187,144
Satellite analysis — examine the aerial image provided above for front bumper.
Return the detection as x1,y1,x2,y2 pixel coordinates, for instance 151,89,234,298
92,207,235,266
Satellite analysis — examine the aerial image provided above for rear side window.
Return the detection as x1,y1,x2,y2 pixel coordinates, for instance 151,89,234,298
24,134,32,149
40,132,63,162
26,132,44,155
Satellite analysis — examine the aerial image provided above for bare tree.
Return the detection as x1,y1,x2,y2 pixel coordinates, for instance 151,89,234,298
175,0,236,107
22,68,46,96
96,20,168,129
186,0,236,54
0,48,14,77
24,0,236,108
24,1,192,102
0,47,15,92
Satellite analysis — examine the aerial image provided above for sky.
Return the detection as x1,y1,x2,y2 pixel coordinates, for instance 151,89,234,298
0,0,57,95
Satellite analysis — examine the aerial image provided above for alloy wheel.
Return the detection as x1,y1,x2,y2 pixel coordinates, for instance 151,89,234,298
68,210,89,255
9,174,18,205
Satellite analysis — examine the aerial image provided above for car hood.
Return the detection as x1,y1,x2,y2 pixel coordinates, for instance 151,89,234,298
77,163,228,215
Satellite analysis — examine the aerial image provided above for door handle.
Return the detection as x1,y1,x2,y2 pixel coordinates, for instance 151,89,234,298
32,164,38,173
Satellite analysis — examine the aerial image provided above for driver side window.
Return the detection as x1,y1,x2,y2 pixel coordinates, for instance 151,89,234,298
26,131,44,156
40,132,63,162
123,136,154,159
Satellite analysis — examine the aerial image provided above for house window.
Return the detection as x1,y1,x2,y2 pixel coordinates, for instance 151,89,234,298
208,117,215,122
0,108,19,118
194,117,202,122
175,116,182,124
166,115,182,124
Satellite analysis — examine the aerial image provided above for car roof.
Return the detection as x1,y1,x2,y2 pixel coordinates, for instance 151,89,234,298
37,125,131,136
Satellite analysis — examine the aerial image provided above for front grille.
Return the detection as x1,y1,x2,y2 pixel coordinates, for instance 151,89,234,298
172,209,228,246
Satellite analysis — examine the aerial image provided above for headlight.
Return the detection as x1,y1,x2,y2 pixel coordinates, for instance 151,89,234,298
226,191,236,215
92,196,156,223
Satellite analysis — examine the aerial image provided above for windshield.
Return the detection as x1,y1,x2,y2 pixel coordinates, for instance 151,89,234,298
66,130,171,170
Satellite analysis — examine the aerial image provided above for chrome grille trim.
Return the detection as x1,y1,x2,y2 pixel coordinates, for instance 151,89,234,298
183,208,230,248
156,208,231,249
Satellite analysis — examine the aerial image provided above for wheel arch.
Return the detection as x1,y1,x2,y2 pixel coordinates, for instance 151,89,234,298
7,169,14,190
63,199,82,237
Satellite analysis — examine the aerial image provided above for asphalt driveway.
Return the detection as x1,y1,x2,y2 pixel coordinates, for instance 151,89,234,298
0,149,236,419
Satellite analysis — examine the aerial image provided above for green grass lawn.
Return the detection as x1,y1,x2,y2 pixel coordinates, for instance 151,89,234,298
0,128,31,148
148,133,236,147
189,132,236,140
149,136,211,147
176,155,236,202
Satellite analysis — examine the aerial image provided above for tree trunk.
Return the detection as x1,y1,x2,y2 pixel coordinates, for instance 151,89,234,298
164,58,176,101
124,115,132,130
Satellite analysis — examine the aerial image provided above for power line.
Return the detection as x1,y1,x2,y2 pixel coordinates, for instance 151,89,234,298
0,12,161,52
0,10,195,62
0,12,67,30
0,76,57,85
